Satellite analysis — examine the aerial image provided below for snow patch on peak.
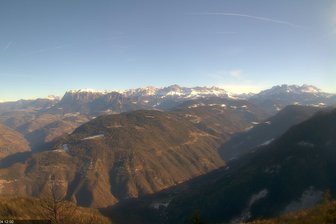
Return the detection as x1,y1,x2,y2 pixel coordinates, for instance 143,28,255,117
67,88,126,95
301,84,320,93
46,95,61,100
125,85,227,98
62,85,230,101
259,84,321,96
68,88,106,94
124,86,159,97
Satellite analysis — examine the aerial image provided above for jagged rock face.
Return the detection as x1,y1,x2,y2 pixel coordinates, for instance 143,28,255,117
51,91,152,116
53,91,106,115
46,85,229,116
0,124,30,159
48,84,336,117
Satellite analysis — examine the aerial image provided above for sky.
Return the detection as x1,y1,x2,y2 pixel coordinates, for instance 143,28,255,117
0,0,335,101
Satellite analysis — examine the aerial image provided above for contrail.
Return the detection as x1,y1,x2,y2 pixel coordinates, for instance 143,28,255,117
24,44,70,55
198,12,301,28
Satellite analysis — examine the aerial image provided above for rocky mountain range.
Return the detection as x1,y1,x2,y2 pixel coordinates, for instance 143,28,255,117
53,84,336,117
1,84,334,118
0,84,335,223
47,85,229,116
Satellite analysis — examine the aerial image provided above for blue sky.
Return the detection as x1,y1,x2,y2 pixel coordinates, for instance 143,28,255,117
0,0,335,101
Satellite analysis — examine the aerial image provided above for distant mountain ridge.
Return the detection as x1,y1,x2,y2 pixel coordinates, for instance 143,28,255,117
1,84,334,105
0,83,334,154
67,85,228,98
0,98,59,114
1,84,335,117
48,84,336,116
64,84,333,99
46,85,228,115
0,84,335,223
248,84,336,115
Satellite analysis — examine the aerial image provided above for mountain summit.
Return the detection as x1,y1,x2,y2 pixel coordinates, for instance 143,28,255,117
67,85,228,99
249,84,336,115
257,84,321,96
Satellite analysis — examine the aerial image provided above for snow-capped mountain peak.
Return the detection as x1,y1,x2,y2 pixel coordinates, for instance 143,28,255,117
124,86,159,97
248,84,335,115
61,85,229,107
67,88,106,94
122,85,228,98
257,84,321,96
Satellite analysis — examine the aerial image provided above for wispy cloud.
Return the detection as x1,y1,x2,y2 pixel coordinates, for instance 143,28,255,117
229,69,243,80
1,41,13,54
196,12,301,29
